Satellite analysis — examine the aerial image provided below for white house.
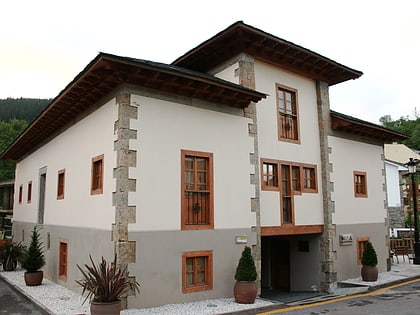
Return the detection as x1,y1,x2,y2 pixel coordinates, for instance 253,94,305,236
1,21,407,308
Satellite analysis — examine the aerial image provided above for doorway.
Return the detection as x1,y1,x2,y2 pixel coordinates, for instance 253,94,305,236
262,237,290,291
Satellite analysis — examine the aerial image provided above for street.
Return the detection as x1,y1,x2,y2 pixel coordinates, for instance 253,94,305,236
259,278,420,315
0,276,48,314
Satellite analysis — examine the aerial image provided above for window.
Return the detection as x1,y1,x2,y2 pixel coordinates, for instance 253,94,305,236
181,150,213,230
261,159,318,225
57,169,65,199
59,241,68,281
277,84,299,142
357,237,369,265
303,166,317,192
182,250,213,293
354,171,367,198
27,181,32,203
292,166,301,193
18,185,23,204
281,164,293,224
91,155,104,195
262,162,278,189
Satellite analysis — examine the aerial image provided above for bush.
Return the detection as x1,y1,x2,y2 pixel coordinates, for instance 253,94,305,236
361,242,378,266
21,227,45,272
76,255,140,303
234,246,257,282
0,240,25,271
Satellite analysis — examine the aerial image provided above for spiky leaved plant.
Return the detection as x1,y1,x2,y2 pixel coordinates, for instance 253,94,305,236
234,246,257,282
76,255,140,303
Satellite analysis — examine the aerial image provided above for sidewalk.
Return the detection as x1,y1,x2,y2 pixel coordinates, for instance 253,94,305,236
1,259,419,315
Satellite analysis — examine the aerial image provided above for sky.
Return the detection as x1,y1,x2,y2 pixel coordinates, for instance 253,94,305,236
1,0,419,124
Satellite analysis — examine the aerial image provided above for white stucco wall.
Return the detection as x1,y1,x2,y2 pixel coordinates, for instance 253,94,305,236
13,98,117,229
213,61,240,84
329,136,387,224
254,61,324,226
385,161,402,207
129,94,255,231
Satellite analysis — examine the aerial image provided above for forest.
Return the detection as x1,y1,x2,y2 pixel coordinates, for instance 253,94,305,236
0,98,50,181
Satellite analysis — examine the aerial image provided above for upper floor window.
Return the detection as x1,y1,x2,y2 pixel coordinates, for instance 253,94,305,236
18,185,23,204
57,169,65,200
91,155,104,195
262,162,278,190
354,171,367,198
303,166,317,193
181,150,213,230
27,181,32,203
261,159,318,225
277,84,299,142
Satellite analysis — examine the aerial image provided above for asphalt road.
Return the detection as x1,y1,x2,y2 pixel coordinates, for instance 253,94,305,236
259,278,420,315
0,276,49,314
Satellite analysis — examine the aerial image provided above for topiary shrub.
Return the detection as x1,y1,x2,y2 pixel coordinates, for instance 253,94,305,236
234,246,257,282
361,241,378,266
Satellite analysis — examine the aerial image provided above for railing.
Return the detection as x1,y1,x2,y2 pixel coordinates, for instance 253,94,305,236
184,191,210,226
390,238,414,254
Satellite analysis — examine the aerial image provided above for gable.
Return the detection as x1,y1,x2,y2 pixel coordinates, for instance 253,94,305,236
172,21,363,85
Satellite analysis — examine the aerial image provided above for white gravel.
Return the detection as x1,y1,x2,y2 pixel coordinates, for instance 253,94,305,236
1,270,274,315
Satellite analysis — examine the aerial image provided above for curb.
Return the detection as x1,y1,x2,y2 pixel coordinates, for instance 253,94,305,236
0,272,54,315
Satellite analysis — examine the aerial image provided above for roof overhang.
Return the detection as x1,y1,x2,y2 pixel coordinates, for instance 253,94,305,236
331,111,409,142
1,53,266,161
172,21,363,85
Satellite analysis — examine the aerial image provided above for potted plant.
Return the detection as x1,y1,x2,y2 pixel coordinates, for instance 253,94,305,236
361,241,378,281
20,227,46,286
233,246,258,304
76,255,140,315
0,239,25,271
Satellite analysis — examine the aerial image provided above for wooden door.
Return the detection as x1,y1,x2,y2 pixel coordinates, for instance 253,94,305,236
270,239,290,291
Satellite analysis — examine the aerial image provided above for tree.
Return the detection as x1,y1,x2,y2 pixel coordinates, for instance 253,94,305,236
0,119,28,181
379,113,420,150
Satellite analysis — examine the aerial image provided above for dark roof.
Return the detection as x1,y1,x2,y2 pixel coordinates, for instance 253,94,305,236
330,110,409,142
172,21,363,86
1,52,266,161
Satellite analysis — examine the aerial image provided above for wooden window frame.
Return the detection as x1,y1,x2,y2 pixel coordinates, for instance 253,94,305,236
18,185,23,204
57,169,65,200
281,164,295,225
292,165,301,194
181,150,214,230
276,84,300,143
261,159,319,226
354,171,367,198
27,181,32,203
91,155,104,195
357,237,369,265
302,165,318,193
182,250,213,293
58,240,68,281
261,159,280,191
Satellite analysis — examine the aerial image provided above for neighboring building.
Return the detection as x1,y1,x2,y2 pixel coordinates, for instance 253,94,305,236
385,160,407,229
0,21,407,308
385,143,420,164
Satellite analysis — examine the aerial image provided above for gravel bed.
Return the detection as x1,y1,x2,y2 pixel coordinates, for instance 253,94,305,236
1,270,274,314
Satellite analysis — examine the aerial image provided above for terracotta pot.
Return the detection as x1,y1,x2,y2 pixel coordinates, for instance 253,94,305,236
234,281,257,304
90,300,121,315
361,265,378,282
24,270,43,286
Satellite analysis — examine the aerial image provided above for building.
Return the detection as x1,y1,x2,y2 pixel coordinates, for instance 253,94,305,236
0,21,407,308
